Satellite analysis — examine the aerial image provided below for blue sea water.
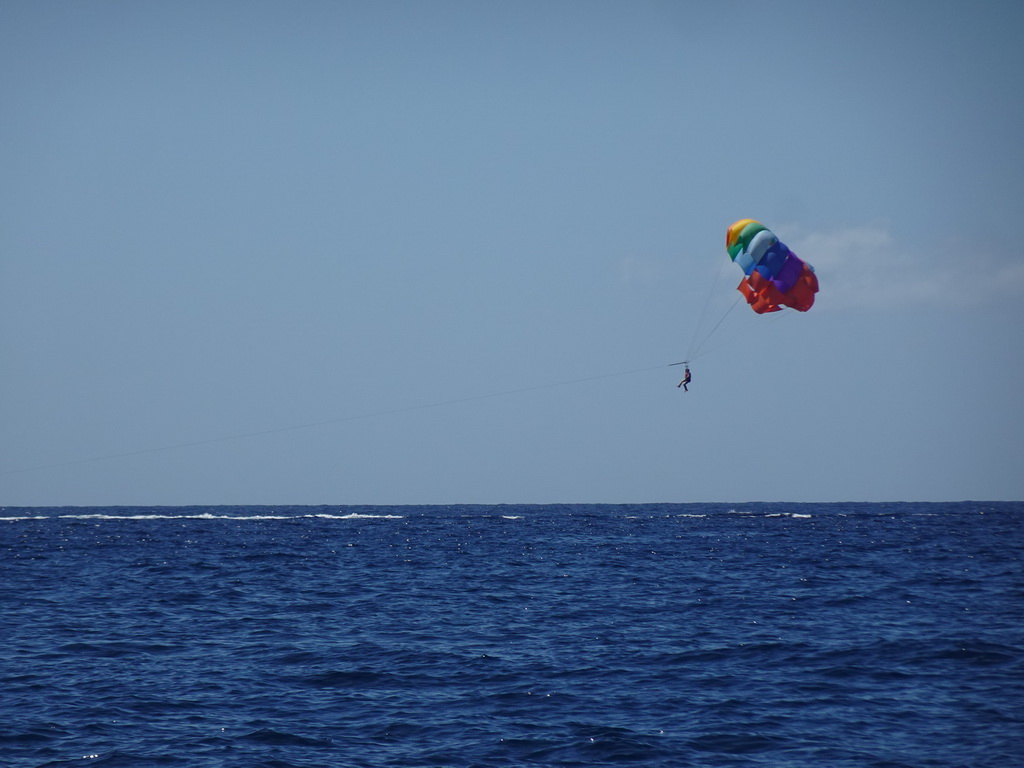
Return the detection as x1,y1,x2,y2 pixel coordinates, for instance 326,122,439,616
1,502,1021,768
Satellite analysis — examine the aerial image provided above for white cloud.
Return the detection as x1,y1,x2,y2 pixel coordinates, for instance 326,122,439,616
784,224,1024,311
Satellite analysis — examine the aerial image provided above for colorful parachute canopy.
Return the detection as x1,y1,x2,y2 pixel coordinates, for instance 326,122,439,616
726,219,818,314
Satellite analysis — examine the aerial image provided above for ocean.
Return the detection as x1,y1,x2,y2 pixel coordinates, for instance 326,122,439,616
1,502,1021,768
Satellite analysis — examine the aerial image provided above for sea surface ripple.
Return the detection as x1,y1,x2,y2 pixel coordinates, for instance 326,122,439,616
1,502,1021,767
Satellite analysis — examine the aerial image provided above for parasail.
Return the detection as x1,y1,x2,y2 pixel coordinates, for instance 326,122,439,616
726,219,818,313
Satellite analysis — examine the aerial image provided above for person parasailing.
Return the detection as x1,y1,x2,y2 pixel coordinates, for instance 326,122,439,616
677,366,692,391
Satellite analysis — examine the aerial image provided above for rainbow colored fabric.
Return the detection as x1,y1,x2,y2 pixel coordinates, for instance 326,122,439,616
726,219,819,313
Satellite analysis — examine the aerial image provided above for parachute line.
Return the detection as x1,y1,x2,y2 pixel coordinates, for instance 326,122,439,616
685,255,732,362
689,304,795,361
688,294,743,361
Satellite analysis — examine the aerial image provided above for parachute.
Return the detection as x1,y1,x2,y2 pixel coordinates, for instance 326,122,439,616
726,219,818,313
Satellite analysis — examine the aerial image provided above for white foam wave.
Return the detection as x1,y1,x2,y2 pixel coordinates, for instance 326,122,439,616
3,512,406,521
307,513,404,520
55,513,289,520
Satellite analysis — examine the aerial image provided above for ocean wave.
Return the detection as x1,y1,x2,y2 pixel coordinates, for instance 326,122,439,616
2,503,1021,767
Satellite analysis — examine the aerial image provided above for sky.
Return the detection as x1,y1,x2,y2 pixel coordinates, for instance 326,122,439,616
2,0,1022,506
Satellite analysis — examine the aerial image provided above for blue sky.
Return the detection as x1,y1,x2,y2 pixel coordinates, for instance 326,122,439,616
2,0,1022,506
